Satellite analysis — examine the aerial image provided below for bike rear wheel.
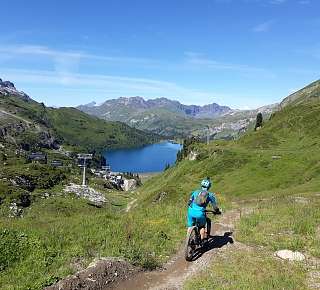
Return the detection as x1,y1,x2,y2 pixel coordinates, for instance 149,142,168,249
185,226,198,261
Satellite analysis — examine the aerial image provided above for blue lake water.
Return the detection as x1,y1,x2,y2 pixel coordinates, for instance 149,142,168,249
104,142,182,173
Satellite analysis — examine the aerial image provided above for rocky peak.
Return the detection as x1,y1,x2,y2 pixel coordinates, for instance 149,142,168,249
0,78,31,101
117,96,149,108
0,79,15,89
83,101,97,107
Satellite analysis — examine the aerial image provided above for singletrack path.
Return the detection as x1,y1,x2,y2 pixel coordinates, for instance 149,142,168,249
113,209,243,290
0,109,31,124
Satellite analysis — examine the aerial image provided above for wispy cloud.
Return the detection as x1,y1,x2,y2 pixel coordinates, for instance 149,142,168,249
0,44,161,68
1,67,227,106
0,44,277,107
0,44,275,78
0,44,165,85
252,20,275,32
184,52,275,78
269,0,287,4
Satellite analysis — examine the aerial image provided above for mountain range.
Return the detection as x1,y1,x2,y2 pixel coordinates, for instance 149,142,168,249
78,96,277,138
79,97,232,119
0,78,280,143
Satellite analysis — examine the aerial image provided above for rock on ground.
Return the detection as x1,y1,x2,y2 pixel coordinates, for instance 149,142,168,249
274,249,305,261
45,258,141,290
153,191,168,203
293,196,310,204
122,178,137,191
8,202,23,217
187,151,198,161
64,183,107,206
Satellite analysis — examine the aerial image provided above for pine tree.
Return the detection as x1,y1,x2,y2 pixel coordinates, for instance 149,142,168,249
164,163,170,171
255,113,263,131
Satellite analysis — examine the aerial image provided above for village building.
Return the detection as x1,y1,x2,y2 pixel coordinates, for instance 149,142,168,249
27,152,47,164
51,160,64,167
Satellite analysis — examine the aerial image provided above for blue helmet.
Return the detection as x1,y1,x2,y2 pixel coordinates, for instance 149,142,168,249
201,178,211,189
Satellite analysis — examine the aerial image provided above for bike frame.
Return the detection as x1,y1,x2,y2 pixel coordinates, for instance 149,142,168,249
185,209,221,261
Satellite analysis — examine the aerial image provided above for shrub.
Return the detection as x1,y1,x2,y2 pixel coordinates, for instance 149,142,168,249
254,112,263,131
0,229,30,271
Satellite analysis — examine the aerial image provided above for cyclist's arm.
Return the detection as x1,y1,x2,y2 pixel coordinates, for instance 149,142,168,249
187,191,195,207
209,192,219,210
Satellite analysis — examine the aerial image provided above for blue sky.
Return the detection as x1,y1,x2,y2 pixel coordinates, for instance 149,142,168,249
0,0,319,109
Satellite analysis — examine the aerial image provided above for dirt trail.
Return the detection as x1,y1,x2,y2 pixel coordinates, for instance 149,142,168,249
0,109,31,124
0,108,43,132
113,209,242,290
125,198,137,212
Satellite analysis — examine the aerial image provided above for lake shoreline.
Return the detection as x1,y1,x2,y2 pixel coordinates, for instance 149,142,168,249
109,171,162,183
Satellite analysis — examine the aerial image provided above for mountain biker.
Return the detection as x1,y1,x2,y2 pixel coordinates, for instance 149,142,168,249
187,177,220,241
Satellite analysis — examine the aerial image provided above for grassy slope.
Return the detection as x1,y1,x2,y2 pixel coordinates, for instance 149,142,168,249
0,94,159,152
185,246,307,290
136,99,320,245
139,99,320,289
0,95,45,124
281,79,320,107
0,189,186,289
182,102,320,288
0,95,160,288
47,107,159,151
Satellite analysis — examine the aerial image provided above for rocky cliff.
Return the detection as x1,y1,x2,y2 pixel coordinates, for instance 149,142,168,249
0,78,31,101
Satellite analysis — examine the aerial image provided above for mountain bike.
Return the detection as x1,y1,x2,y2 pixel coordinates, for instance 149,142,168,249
184,209,221,261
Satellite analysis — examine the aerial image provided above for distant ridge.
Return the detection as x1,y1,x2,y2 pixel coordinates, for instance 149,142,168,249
280,79,320,108
78,96,277,138
79,96,232,119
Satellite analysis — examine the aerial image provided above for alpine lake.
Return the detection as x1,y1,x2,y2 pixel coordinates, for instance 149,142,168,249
104,142,182,173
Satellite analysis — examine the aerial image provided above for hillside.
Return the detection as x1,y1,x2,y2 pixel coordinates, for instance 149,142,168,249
0,79,160,234
47,107,160,152
138,81,320,288
78,96,277,138
280,79,320,108
1,80,319,289
0,80,159,152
